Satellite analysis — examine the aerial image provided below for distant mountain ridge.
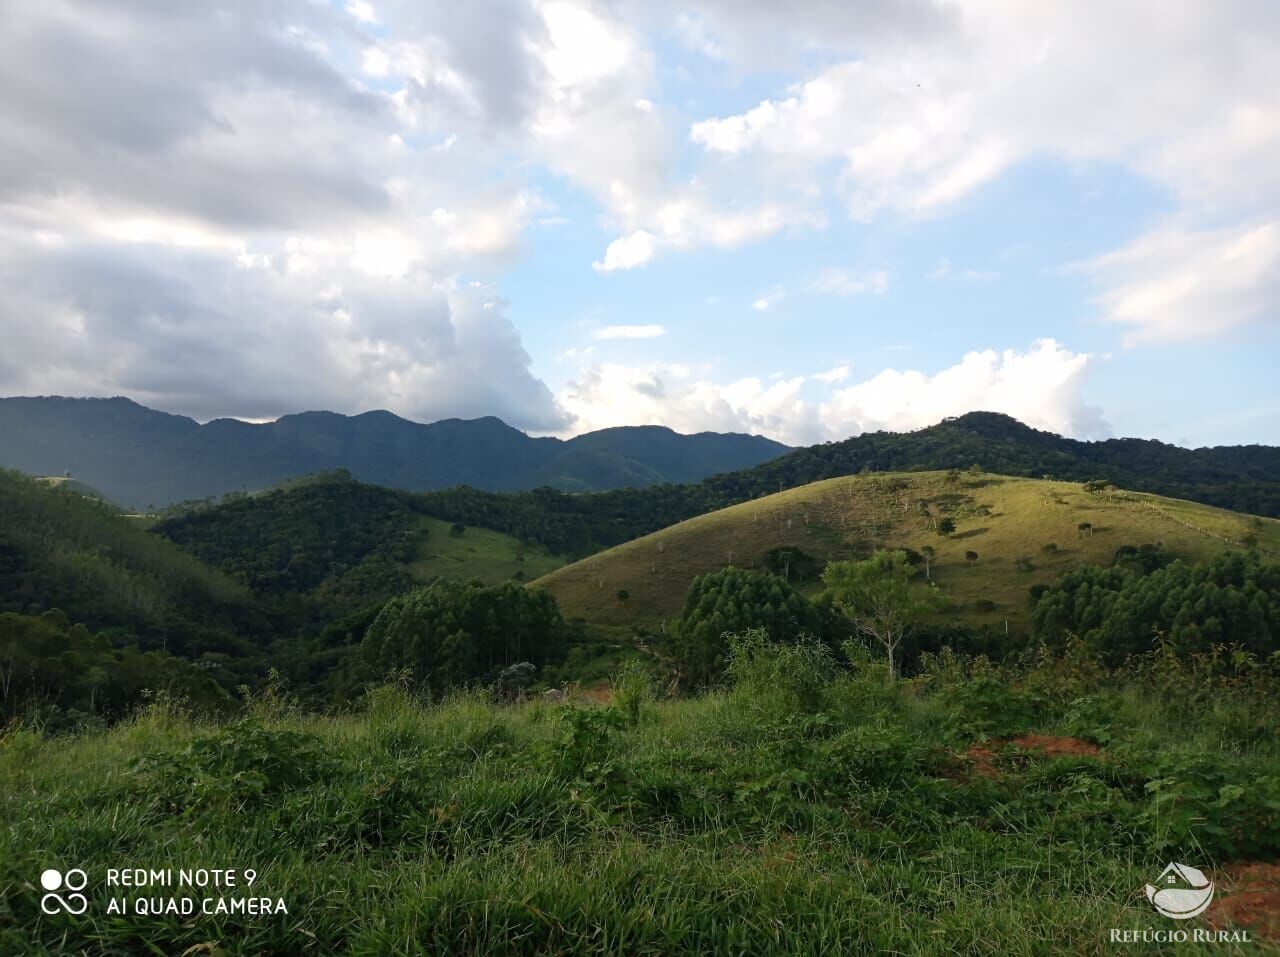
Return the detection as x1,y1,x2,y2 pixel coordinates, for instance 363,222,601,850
0,396,789,508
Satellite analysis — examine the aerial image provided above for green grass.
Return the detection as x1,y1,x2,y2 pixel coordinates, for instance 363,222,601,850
408,516,564,586
531,472,1280,630
2,644,1277,955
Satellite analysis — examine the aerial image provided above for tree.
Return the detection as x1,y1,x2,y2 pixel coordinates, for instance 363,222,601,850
363,580,568,694
920,545,936,580
1077,521,1093,537
674,567,823,686
965,550,978,564
1032,551,1280,665
936,517,956,536
822,551,944,679
616,588,630,604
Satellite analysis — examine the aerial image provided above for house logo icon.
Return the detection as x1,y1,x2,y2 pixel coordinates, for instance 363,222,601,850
1144,862,1215,919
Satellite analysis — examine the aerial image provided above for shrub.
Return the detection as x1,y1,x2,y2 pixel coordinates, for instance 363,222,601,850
132,720,333,812
726,629,835,716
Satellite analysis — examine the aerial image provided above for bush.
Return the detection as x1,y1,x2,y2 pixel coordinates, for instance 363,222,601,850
726,629,835,717
132,720,333,812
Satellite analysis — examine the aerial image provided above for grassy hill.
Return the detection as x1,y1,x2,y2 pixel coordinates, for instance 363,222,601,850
410,516,563,584
532,471,1280,631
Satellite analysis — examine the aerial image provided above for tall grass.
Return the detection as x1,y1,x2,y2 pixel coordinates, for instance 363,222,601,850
1,642,1276,955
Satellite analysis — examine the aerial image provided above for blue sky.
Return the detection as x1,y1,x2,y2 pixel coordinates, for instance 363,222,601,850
0,1,1275,447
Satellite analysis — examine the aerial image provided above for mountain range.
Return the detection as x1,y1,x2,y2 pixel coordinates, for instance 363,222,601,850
0,396,789,508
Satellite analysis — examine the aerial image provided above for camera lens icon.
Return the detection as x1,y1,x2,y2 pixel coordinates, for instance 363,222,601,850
40,868,88,915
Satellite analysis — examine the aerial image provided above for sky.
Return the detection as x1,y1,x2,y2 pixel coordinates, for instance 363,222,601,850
0,0,1276,448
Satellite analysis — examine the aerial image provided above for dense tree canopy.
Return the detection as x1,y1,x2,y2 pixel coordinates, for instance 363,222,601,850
362,581,569,694
673,567,824,686
0,469,260,659
1031,551,1280,664
0,610,231,722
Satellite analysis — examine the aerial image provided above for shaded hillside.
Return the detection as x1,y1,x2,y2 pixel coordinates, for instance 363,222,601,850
0,396,787,507
531,471,1280,632
153,476,564,619
0,469,262,659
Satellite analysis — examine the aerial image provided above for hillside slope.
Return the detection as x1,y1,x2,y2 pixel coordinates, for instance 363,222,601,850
0,396,787,507
0,469,262,657
532,471,1280,631
153,477,565,615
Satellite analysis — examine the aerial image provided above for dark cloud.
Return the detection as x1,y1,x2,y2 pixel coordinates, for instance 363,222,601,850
0,0,571,429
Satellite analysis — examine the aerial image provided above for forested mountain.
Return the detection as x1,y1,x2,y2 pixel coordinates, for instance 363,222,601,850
0,396,788,507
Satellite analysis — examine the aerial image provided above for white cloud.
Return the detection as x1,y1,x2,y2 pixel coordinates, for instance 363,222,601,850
346,1,378,25
821,339,1108,440
594,324,667,340
1085,221,1280,343
593,230,657,272
559,339,1107,444
811,268,890,296
687,1,1280,338
814,365,850,383
751,290,784,311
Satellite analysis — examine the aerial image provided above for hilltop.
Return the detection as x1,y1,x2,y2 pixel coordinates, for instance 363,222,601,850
0,396,787,508
532,471,1279,631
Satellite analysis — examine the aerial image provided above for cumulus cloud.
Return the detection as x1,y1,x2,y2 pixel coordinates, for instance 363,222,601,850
593,231,657,272
821,340,1108,440
559,340,1107,444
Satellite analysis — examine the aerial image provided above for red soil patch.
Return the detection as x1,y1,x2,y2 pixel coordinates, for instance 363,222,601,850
963,735,1100,778
1210,862,1280,942
964,744,1000,779
1009,734,1100,758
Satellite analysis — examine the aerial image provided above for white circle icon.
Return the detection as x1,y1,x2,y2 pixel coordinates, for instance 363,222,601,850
40,869,62,891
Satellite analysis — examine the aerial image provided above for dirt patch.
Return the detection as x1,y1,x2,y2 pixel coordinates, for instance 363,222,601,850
1009,734,1100,758
962,735,1100,779
1210,862,1280,942
579,685,614,704
963,744,1000,779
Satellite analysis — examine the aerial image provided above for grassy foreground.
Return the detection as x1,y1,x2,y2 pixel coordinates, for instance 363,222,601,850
2,644,1278,956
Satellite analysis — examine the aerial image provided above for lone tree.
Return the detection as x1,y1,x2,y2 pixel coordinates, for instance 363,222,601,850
965,550,978,564
1077,521,1093,537
936,517,956,536
822,550,944,679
